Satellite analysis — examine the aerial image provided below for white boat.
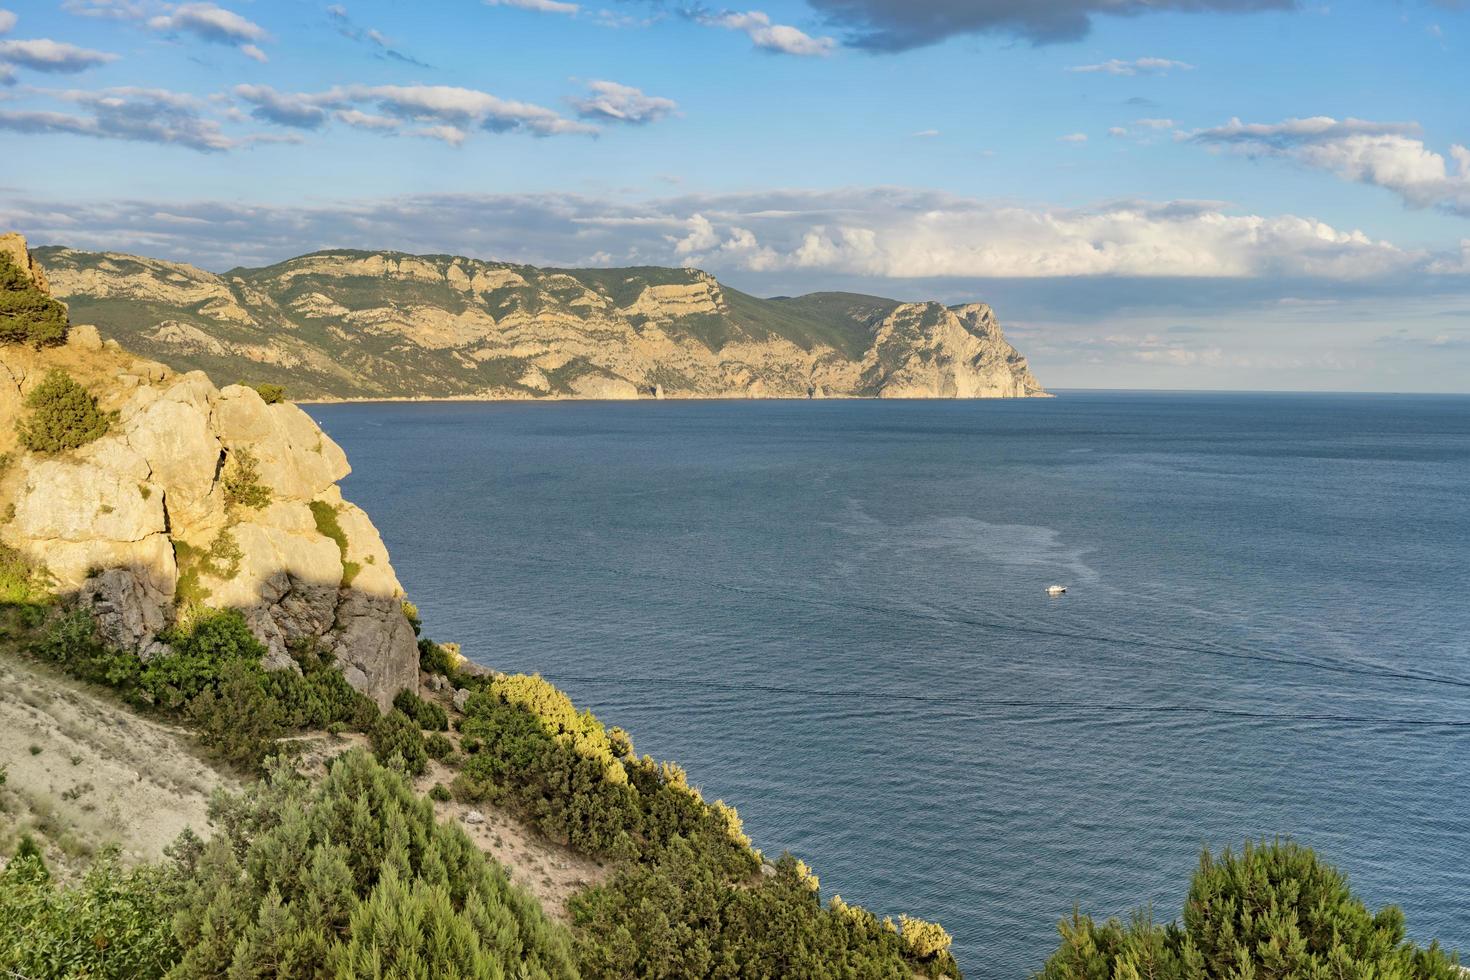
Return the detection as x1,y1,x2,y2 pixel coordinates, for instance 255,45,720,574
1046,585,1067,596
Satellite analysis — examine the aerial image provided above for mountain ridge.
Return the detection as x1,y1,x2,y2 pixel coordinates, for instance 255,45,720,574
35,245,1048,402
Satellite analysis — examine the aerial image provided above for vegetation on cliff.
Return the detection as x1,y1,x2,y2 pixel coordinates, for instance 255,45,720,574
15,370,111,453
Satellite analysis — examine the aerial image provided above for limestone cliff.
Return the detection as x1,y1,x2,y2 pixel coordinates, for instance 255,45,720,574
1,236,418,707
35,246,1049,401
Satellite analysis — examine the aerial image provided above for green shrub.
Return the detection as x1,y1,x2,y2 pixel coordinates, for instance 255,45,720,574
402,599,422,636
370,709,429,776
252,382,286,404
33,608,375,769
429,783,452,802
0,543,50,606
3,752,576,980
1037,840,1461,980
0,252,67,347
425,732,454,760
0,851,181,979
15,370,109,453
186,660,289,767
393,687,449,732
220,446,271,509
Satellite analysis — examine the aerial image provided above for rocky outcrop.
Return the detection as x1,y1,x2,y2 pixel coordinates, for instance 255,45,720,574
2,231,51,293
37,247,1049,401
1,236,418,708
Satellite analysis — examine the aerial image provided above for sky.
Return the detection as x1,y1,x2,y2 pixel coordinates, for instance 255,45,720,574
1,0,1468,391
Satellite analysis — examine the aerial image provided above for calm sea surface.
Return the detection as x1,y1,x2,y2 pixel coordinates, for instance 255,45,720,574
307,392,1470,979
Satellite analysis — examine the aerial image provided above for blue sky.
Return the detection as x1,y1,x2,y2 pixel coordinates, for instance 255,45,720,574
2,0,1468,391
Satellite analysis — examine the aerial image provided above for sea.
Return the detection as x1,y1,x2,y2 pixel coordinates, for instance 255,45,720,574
307,391,1470,979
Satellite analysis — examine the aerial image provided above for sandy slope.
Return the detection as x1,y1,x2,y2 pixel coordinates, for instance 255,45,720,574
0,649,237,873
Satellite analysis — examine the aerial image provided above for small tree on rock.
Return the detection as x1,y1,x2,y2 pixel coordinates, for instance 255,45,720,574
0,252,67,347
16,370,110,453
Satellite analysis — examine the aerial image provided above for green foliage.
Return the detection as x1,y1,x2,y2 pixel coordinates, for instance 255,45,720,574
0,542,51,606
1037,840,1461,980
425,732,454,760
34,609,376,769
394,687,449,732
15,369,110,453
402,599,422,636
309,499,360,587
444,668,959,978
0,251,67,346
221,446,272,510
190,751,578,979
573,849,955,980
0,851,182,978
1,753,576,980
252,382,286,404
429,783,452,802
370,708,429,776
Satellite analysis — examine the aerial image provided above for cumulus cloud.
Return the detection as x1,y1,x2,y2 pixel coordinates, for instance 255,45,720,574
569,80,677,124
234,83,329,128
1191,116,1470,217
485,0,579,13
67,1,272,59
0,38,118,73
699,10,836,55
1068,57,1193,76
802,0,1290,49
325,4,430,67
6,187,1458,290
0,10,16,34
1059,132,1087,143
230,82,598,139
0,86,280,152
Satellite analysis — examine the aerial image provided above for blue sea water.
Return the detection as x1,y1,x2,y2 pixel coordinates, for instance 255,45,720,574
307,392,1470,979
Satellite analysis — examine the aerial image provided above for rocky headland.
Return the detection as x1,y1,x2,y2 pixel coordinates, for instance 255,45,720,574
35,246,1048,401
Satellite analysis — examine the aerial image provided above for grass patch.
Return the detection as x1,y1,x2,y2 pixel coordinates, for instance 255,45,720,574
308,500,359,587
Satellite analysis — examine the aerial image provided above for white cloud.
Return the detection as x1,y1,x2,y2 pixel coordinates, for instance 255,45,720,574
484,0,579,13
6,188,1463,290
701,10,836,56
0,38,118,72
335,107,397,131
569,80,677,125
410,124,467,146
0,10,16,34
232,82,598,139
234,83,327,128
1059,132,1087,143
1068,57,1194,76
0,85,271,152
1107,126,1128,137
1191,116,1470,217
1135,117,1174,129
913,129,940,138
148,2,266,41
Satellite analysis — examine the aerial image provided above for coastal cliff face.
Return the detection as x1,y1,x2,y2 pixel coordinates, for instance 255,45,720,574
36,246,1048,401
1,236,418,707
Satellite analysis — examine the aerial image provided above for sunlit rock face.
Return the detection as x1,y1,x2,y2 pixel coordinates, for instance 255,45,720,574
38,246,1049,401
1,234,417,709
